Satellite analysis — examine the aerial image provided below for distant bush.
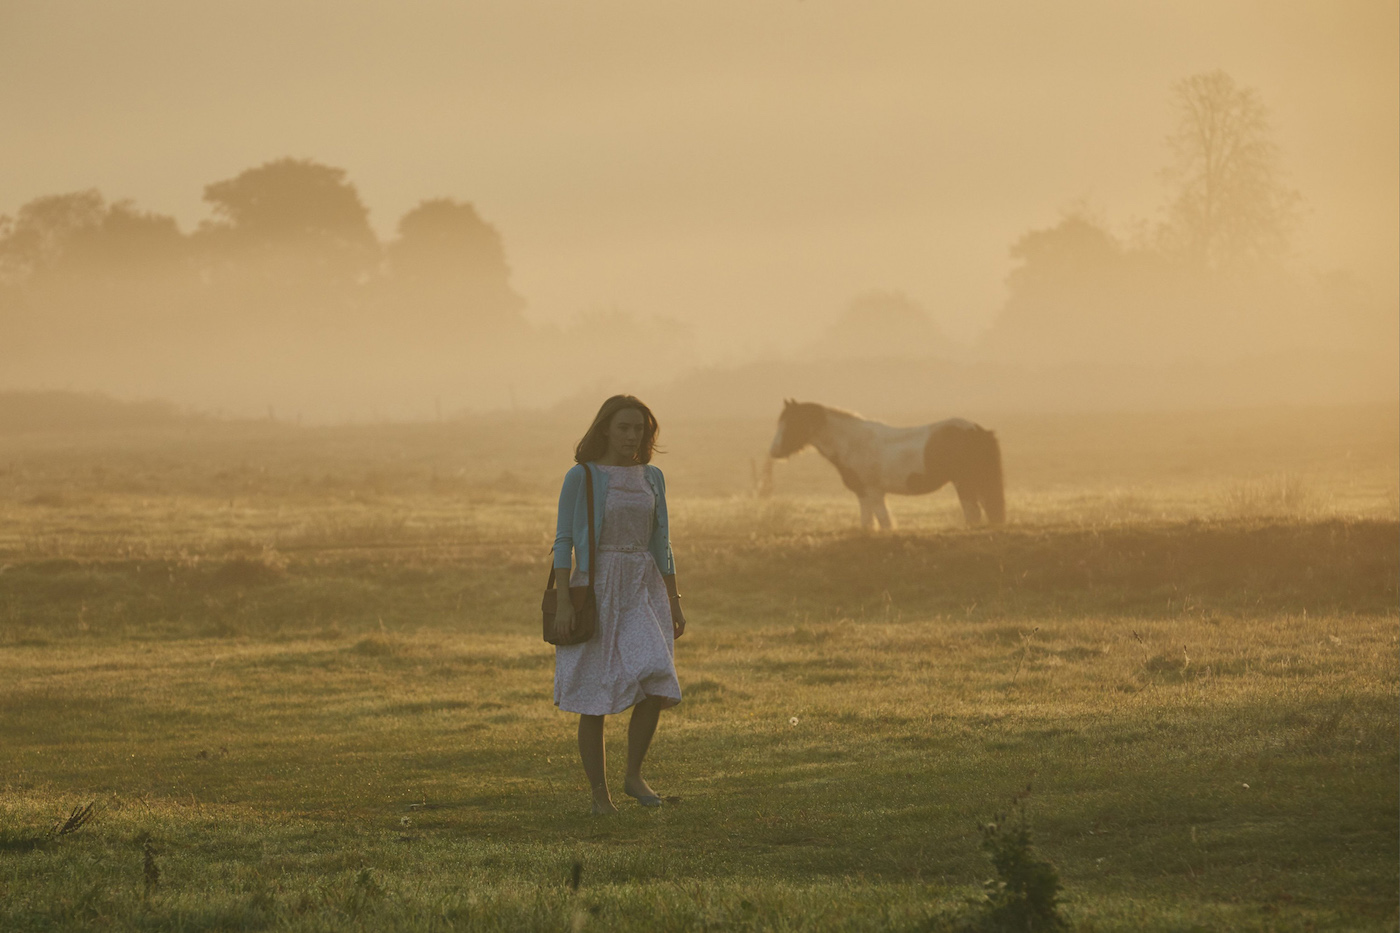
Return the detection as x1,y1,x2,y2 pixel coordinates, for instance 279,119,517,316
0,390,192,433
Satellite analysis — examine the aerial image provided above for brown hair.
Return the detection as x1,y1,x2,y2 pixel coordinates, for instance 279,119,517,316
574,395,660,464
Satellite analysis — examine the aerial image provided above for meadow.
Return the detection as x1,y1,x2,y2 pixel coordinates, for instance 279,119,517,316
0,404,1396,931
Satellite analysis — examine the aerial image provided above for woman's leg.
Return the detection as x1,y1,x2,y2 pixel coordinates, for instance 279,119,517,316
624,697,662,798
578,714,616,813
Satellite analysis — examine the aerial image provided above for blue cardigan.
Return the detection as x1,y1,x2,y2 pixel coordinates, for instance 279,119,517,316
552,462,675,576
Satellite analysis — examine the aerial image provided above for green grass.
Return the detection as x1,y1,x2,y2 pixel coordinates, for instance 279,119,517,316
0,408,1396,930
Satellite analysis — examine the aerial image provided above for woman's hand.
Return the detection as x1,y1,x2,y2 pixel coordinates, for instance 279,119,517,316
555,570,574,625
556,595,575,626
662,575,685,639
669,596,686,639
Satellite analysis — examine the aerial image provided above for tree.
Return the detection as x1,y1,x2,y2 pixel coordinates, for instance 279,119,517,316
979,209,1201,363
1003,213,1125,314
0,190,106,282
387,198,525,333
194,159,380,326
989,211,1135,339
0,191,187,287
391,199,509,282
197,158,378,287
201,158,375,248
1161,70,1298,271
0,190,194,370
88,202,186,271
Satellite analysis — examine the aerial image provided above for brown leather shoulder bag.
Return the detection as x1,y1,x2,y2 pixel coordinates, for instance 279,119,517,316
541,463,597,645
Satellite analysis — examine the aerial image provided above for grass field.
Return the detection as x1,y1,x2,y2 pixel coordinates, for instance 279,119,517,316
1,405,1396,931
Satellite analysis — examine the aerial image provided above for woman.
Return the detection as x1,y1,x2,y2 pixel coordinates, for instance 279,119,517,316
552,395,687,814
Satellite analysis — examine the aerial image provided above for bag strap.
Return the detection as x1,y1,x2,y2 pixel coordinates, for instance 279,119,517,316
583,463,596,590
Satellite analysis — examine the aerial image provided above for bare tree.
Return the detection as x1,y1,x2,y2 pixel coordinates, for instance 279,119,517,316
1162,70,1298,271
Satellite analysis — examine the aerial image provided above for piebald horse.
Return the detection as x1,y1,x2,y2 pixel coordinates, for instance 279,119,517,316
768,399,1004,530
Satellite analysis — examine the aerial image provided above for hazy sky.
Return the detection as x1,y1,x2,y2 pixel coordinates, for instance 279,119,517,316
4,1,1396,355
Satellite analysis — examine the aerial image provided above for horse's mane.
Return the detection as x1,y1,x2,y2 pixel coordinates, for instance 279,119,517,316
797,401,862,421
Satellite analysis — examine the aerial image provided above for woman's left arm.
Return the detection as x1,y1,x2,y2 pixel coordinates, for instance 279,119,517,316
647,466,675,576
649,466,684,637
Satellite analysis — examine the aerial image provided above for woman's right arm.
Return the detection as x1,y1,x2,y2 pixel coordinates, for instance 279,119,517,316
552,467,580,611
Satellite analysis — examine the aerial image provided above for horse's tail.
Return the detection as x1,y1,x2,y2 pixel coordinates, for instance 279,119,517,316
977,428,1005,524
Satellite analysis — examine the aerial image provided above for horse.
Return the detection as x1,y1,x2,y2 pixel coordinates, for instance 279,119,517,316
768,399,1004,530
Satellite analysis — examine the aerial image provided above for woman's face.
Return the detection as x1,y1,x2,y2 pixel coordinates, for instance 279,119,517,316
606,408,646,461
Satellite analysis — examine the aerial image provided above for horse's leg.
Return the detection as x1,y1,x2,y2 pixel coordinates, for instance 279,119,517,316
955,481,983,525
858,496,875,531
872,493,895,531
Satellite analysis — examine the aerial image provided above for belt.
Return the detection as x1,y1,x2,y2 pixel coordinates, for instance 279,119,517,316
597,544,646,553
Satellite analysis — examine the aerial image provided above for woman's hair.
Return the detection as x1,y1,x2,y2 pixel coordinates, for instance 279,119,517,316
574,395,660,464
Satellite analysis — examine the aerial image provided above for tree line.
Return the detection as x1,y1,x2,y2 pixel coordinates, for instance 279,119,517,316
0,158,528,351
0,71,1389,415
811,72,1388,368
984,70,1393,365
0,159,696,415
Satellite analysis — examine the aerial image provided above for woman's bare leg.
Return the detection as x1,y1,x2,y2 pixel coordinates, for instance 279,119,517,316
578,714,616,813
624,697,662,798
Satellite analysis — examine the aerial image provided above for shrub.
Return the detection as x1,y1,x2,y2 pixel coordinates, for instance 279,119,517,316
965,801,1067,932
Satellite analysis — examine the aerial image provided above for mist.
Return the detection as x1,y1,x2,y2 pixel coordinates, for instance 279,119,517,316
1,1,1396,419
2,7,1398,920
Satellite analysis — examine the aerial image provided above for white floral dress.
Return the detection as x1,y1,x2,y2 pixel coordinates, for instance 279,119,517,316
554,464,682,716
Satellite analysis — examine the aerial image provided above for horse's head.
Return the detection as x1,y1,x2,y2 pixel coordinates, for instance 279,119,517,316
769,399,825,459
